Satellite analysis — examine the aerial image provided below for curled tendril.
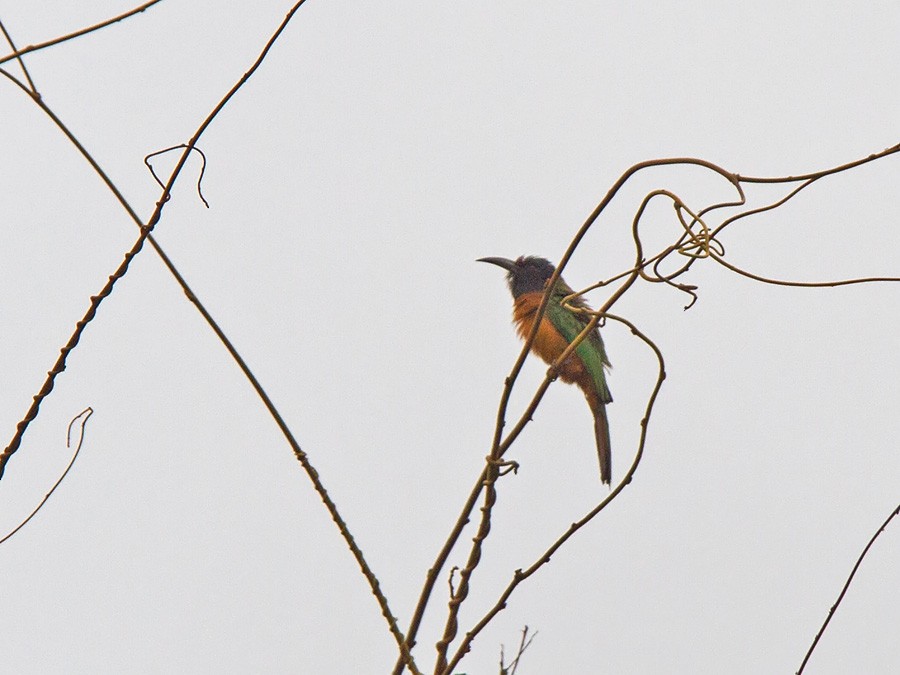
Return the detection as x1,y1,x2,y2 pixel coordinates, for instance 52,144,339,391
144,144,210,208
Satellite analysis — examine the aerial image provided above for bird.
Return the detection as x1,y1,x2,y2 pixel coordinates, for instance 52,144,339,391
478,255,613,484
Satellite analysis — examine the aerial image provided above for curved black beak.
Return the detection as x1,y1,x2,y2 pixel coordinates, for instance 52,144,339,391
477,256,516,272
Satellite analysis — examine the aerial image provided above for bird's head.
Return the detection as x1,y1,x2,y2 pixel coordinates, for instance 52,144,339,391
477,255,557,298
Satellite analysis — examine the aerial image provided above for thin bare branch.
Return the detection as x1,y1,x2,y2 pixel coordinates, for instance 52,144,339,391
736,142,900,184
501,625,537,675
433,455,508,672
0,1,164,66
0,18,37,93
0,218,157,479
797,503,900,674
2,5,417,669
710,252,900,288
145,144,210,208
0,408,93,545
392,465,492,674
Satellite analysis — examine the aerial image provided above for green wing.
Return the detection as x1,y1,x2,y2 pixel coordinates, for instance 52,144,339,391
546,295,612,404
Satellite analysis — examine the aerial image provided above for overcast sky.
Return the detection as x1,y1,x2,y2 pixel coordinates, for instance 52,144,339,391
1,2,898,673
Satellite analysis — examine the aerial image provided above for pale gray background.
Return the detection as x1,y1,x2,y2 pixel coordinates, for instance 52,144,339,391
1,1,898,673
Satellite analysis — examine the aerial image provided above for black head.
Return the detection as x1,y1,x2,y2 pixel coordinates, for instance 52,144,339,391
477,255,557,298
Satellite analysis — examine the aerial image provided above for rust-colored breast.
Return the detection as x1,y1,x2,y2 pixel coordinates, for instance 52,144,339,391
512,292,591,388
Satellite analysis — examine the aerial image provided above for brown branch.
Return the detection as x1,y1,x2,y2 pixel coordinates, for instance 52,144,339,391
145,144,210,208
2,6,418,670
432,455,510,673
797,503,900,674
139,8,419,665
443,313,666,674
0,18,37,93
0,1,165,66
736,141,900,184
392,465,492,674
710,252,900,288
501,625,537,675
0,408,93,545
667,142,900,283
0,218,157,479
638,143,900,293
0,65,148,227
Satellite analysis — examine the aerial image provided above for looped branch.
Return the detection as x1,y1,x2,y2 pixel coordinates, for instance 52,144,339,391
673,198,725,259
145,144,210,208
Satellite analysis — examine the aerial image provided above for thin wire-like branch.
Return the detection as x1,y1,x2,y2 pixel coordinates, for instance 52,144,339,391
133,9,420,664
0,64,146,226
0,408,93,546
669,141,900,283
0,56,174,474
145,144,210,208
710,252,900,288
443,313,666,674
2,6,418,670
501,625,537,675
0,19,37,93
638,143,900,291
736,141,900,185
0,1,164,66
796,503,900,674
410,164,728,674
